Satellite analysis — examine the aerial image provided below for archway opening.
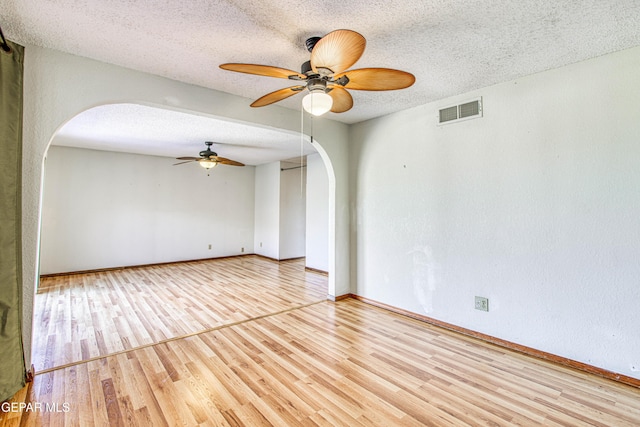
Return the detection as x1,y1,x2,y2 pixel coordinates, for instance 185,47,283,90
32,102,337,372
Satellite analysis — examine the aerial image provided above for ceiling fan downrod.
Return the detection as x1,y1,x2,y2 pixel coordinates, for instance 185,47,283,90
199,141,216,158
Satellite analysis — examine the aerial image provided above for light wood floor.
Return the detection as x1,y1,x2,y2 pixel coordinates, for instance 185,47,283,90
25,257,640,426
33,256,327,373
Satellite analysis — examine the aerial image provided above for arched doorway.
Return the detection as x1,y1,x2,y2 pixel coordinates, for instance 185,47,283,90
20,48,350,371
32,102,336,371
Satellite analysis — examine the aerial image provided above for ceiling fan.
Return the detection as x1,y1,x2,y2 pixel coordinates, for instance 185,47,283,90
174,141,245,170
220,29,415,116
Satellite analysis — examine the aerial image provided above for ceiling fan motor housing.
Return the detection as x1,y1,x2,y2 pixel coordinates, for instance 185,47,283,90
307,78,328,93
200,142,217,158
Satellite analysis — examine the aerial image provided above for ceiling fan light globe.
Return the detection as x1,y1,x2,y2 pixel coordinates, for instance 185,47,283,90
199,160,217,169
302,91,332,116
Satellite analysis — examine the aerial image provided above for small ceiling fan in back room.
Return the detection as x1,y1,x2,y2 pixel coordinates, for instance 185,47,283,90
174,141,244,174
220,29,415,116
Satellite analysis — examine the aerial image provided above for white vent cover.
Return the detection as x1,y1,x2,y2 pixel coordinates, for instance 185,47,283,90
438,97,482,125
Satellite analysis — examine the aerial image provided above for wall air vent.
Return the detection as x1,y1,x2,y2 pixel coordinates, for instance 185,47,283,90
438,97,482,125
439,106,458,123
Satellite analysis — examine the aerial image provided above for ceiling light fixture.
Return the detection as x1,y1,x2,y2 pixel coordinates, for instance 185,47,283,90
199,159,217,169
302,78,333,116
302,90,333,116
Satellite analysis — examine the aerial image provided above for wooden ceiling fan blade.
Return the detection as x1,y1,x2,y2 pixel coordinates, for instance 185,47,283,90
220,63,306,80
310,29,366,75
173,160,196,166
176,156,200,161
334,68,415,90
250,86,305,107
328,86,353,113
213,156,245,167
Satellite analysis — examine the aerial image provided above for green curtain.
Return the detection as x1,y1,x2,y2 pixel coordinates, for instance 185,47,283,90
0,39,26,402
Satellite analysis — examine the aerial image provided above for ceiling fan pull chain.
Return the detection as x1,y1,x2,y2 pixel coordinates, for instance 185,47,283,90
300,106,304,194
310,110,314,143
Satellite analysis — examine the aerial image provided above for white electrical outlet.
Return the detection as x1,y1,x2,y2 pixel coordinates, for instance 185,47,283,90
475,296,489,312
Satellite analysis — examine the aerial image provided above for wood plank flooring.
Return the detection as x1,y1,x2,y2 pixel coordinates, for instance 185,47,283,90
33,256,328,372
0,384,30,427
25,257,640,426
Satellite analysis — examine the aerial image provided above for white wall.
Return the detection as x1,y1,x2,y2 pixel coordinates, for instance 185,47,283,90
279,164,306,260
253,162,280,259
306,153,329,271
40,146,254,274
351,45,640,379
253,161,306,260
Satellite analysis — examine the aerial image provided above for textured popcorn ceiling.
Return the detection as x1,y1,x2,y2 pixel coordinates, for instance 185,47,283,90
53,104,314,166
2,0,640,162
